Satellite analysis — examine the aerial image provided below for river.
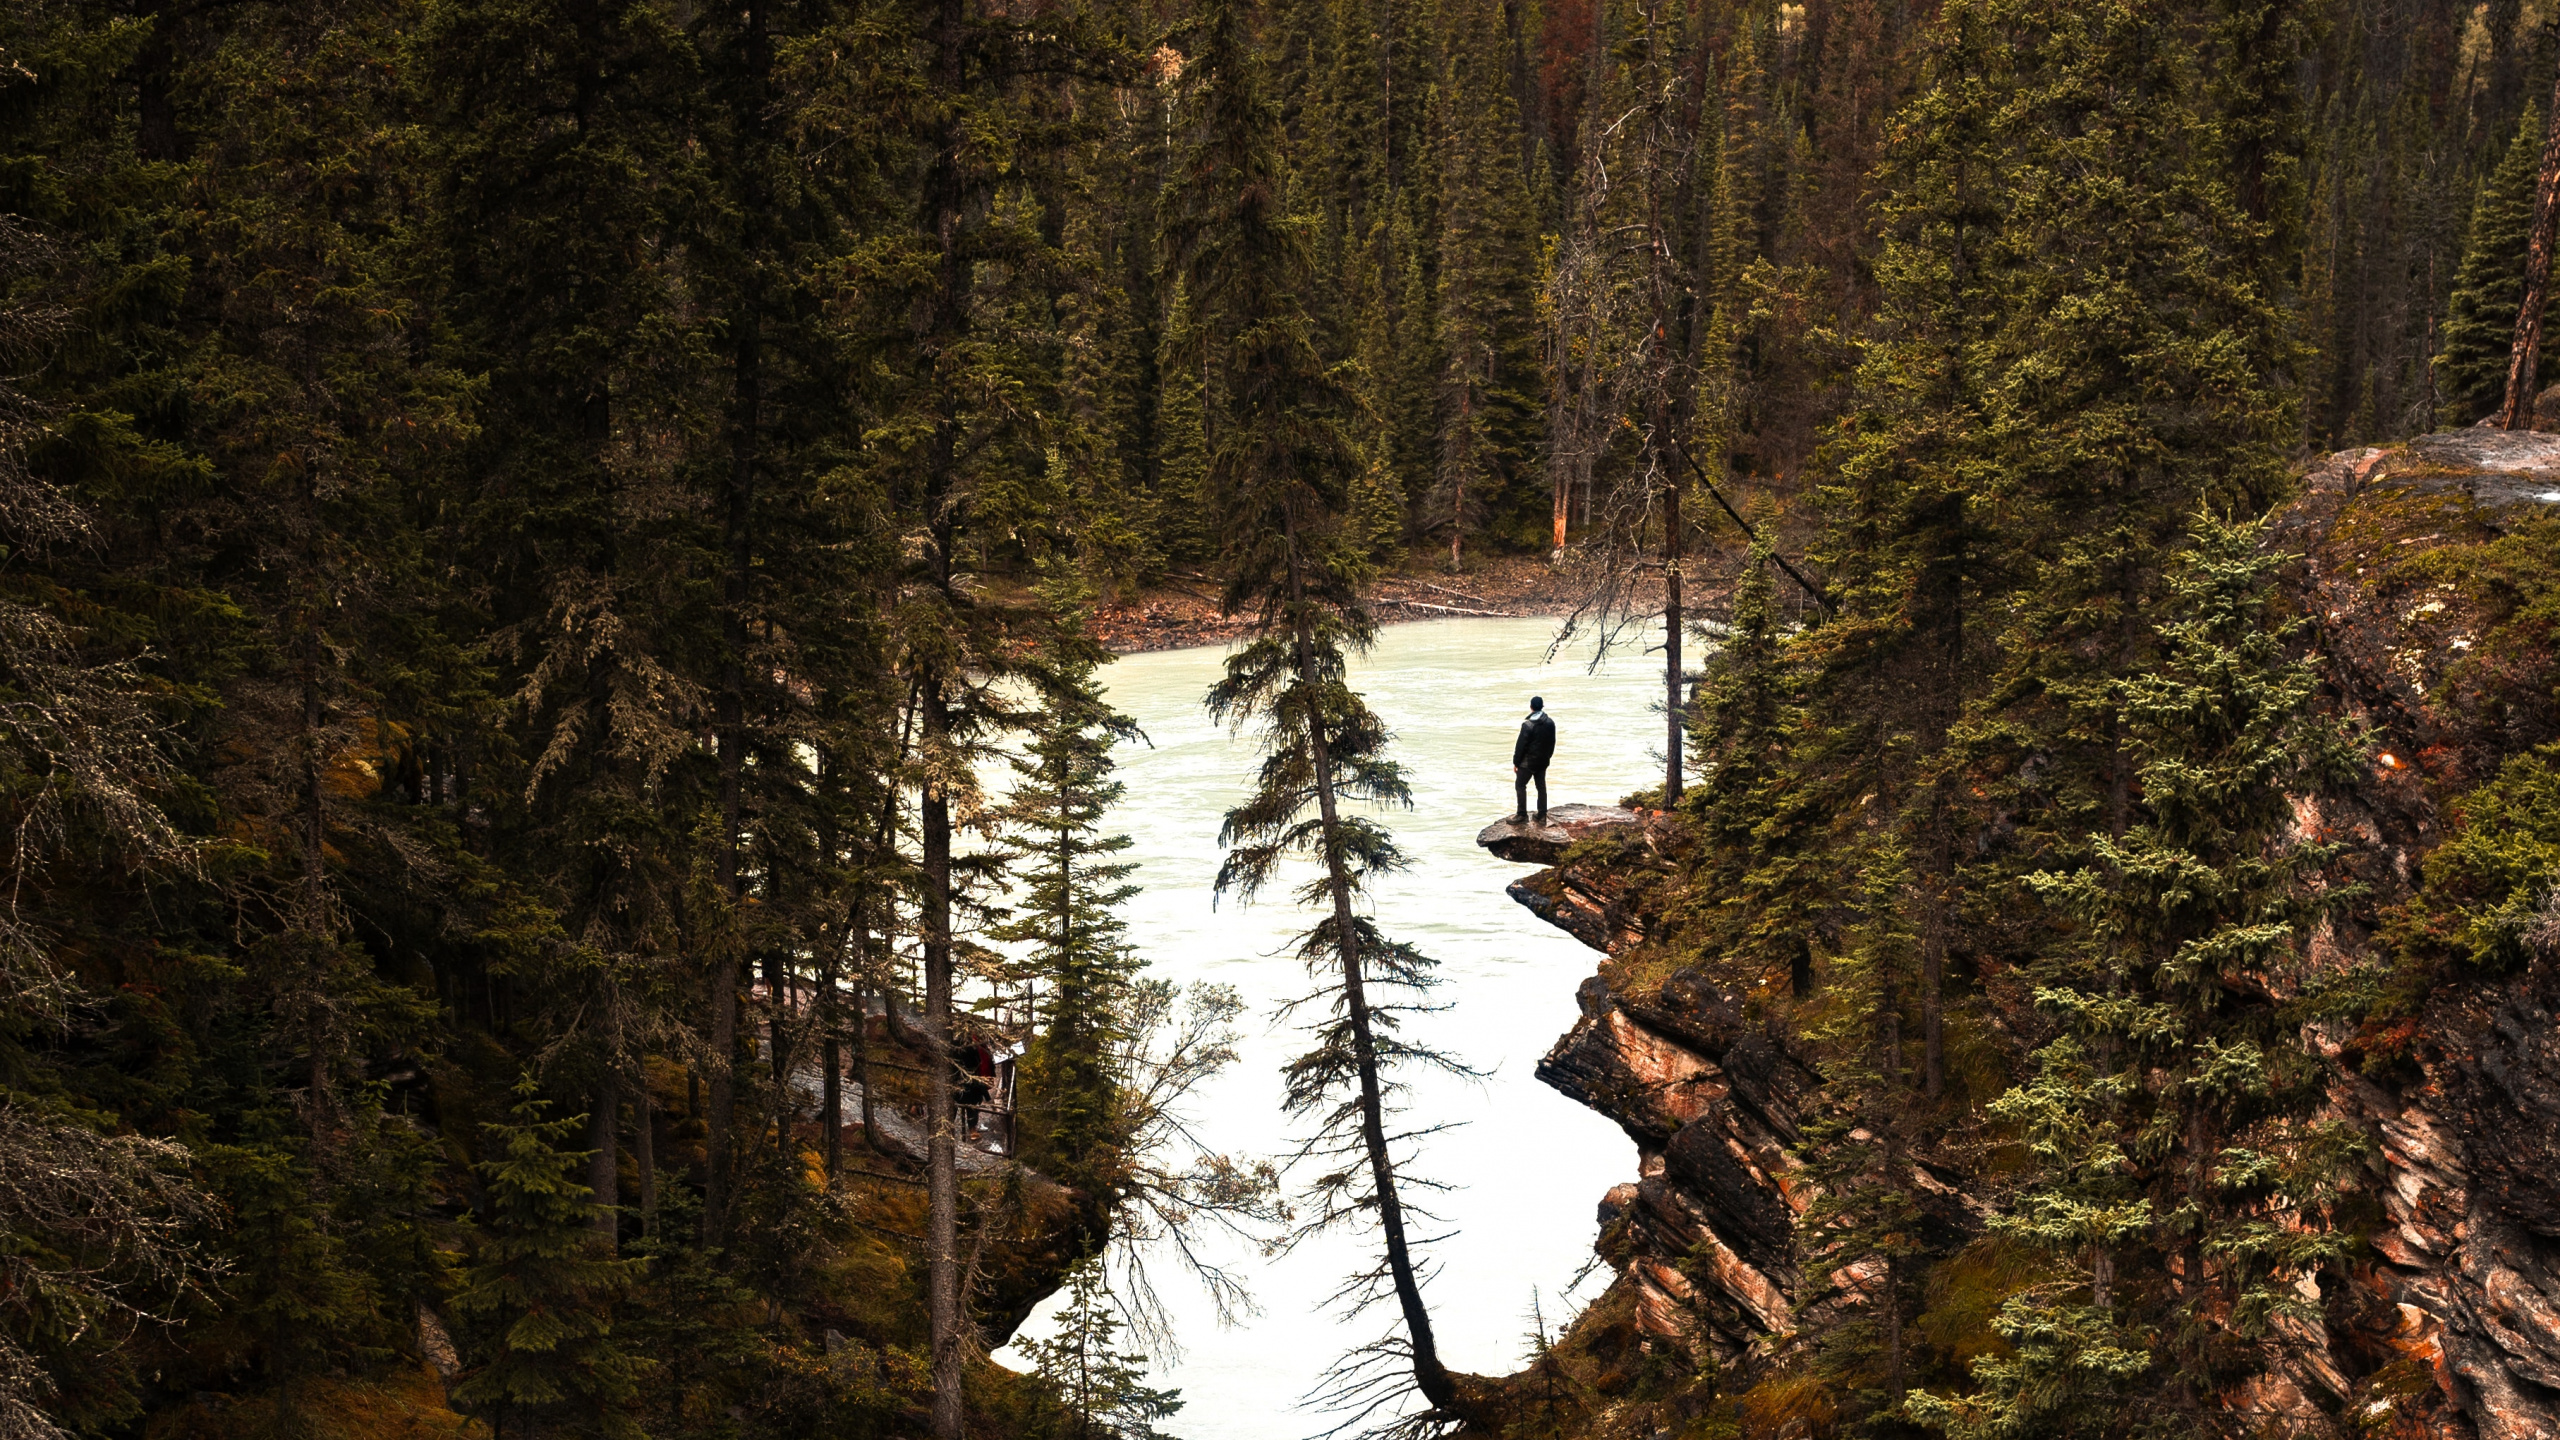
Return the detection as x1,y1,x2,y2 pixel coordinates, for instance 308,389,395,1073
989,616,1667,1438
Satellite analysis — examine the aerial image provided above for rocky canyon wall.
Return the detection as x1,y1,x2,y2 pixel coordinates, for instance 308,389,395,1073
1481,431,2560,1438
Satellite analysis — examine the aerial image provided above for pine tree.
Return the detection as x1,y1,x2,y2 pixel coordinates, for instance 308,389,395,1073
1913,517,2366,1438
1312,0,1391,309
410,0,712,1257
1794,842,1936,1431
1168,0,1466,1414
1347,223,1413,560
1388,202,1441,527
1152,281,1217,566
2438,104,2544,425
1679,547,1799,977
1806,0,2010,1102
0,202,217,1439
1428,0,1545,564
996,568,1145,1216
1020,1259,1184,1440
450,1078,644,1439
842,1,1137,1426
1968,0,2293,887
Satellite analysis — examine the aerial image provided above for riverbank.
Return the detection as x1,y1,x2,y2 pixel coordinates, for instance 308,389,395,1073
1091,551,1677,653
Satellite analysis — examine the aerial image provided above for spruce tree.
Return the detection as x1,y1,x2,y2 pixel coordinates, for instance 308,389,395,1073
1969,0,2293,889
1795,842,1935,1430
1312,0,1392,314
1152,281,1217,566
840,1,1136,1426
1168,0,1466,1415
1808,0,2008,1101
1913,518,2365,1438
1348,223,1414,560
996,569,1145,1216
409,0,712,1256
2438,104,2544,425
1676,545,1811,990
1020,1259,1184,1440
450,1078,644,1439
1428,0,1544,562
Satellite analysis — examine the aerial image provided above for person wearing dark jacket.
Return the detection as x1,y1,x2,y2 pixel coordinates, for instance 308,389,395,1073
1513,696,1556,823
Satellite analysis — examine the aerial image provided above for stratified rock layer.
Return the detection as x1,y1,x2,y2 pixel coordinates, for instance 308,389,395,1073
1484,429,2560,1437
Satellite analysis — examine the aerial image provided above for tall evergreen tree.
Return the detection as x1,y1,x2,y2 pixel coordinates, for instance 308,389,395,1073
450,1079,645,1438
996,570,1144,1218
1152,281,1217,566
1968,0,2294,881
2439,104,2545,424
1019,1259,1184,1440
1428,0,1545,563
1914,517,2365,1438
1168,0,1465,1415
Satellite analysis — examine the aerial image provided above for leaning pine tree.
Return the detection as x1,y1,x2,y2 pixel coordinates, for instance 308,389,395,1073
1912,516,2367,1439
1167,0,1468,1422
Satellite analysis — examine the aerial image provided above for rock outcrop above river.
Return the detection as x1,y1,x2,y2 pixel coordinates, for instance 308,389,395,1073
1479,805,1675,953
1475,802,1660,864
1482,429,2560,1438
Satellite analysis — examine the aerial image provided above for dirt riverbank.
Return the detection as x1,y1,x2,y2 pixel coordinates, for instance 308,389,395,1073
1091,551,1678,654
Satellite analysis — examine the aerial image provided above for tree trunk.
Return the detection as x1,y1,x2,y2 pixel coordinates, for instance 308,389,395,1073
707,0,769,1245
855,974,882,1154
1449,390,1469,572
766,951,789,1086
300,629,334,1140
1552,455,1570,550
1919,828,1947,1101
922,683,965,1440
1881,1226,1906,1409
635,1077,657,1237
588,1076,618,1246
1662,466,1684,806
920,0,973,1422
822,922,843,1183
2500,68,2560,429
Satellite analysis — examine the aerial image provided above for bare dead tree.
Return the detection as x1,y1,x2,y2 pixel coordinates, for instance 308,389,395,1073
0,215,219,1440
1540,17,1709,802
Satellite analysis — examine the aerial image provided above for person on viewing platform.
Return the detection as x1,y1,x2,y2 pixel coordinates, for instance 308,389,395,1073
1514,696,1555,824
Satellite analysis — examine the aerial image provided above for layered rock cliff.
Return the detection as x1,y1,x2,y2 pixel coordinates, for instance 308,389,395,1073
1482,431,2560,1439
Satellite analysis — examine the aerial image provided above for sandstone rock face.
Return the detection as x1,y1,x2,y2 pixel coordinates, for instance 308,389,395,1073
1482,804,1673,953
1532,968,1814,1356
2321,997,2560,1440
1483,812,1819,1362
2275,429,2560,1438
1487,429,2560,1436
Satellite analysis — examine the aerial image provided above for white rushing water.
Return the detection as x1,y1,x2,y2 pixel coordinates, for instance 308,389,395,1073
991,616,1666,1438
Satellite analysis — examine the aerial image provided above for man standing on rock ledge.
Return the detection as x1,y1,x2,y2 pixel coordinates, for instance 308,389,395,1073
1514,696,1556,824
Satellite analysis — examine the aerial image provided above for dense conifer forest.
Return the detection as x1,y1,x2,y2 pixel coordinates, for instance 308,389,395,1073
3,0,2559,1436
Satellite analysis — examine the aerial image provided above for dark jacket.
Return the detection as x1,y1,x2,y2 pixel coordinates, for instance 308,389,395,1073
1514,711,1556,770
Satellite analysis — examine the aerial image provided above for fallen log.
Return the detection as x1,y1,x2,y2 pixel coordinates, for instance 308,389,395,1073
1376,595,1516,618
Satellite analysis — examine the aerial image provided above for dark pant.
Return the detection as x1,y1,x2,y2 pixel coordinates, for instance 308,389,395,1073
1515,766,1547,822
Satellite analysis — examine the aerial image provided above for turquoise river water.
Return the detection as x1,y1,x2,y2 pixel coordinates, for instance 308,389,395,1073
989,616,1668,1439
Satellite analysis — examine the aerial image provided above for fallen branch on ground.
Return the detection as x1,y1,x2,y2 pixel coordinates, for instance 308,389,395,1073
1375,597,1516,618
1412,579,1494,605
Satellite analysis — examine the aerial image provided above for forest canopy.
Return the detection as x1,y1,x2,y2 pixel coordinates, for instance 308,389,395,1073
0,0,2553,1436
